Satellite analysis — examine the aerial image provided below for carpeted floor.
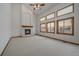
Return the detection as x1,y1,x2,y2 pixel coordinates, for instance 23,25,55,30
2,35,79,56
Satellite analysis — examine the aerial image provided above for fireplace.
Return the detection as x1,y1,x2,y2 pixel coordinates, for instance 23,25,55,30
21,25,33,36
25,29,31,35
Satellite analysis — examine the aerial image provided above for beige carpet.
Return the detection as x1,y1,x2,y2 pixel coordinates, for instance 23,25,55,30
2,35,79,56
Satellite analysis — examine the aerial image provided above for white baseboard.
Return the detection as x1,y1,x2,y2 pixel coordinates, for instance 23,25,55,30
0,37,11,55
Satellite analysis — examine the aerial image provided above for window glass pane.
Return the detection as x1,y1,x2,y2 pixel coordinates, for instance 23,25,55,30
47,13,55,19
57,17,74,35
64,19,72,34
41,24,46,32
47,23,51,32
58,21,64,33
40,17,45,21
58,5,73,16
50,22,55,32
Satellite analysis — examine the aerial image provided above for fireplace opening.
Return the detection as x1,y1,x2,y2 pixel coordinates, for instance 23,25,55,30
25,29,31,35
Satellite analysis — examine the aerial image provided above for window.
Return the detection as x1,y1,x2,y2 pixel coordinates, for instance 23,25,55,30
40,23,47,32
51,22,55,33
47,21,55,33
57,17,74,35
47,23,51,32
57,4,74,16
47,13,55,19
58,21,64,33
40,17,45,21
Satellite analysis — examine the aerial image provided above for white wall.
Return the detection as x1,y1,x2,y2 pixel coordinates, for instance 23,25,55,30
74,3,79,42
37,3,79,44
0,3,37,55
11,4,21,37
0,3,12,55
11,4,37,37
21,4,36,35
21,5,32,26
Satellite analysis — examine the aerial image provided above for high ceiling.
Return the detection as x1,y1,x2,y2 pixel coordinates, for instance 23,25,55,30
24,3,58,15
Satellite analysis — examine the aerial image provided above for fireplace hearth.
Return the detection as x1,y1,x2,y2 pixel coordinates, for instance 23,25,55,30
25,29,31,35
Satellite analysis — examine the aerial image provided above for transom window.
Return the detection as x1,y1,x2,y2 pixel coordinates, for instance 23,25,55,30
40,17,45,21
47,13,55,19
57,4,74,16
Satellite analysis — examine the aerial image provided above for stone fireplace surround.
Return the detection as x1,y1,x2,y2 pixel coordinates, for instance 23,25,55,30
21,25,33,36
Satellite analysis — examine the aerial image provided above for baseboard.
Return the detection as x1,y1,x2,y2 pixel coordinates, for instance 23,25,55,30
0,37,12,56
0,35,24,56
36,34,79,45
11,36,22,38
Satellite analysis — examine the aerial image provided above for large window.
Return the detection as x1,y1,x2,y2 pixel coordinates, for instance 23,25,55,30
47,21,55,33
40,23,47,32
57,4,74,16
51,22,55,33
47,13,55,20
57,17,74,35
40,17,45,21
40,4,74,35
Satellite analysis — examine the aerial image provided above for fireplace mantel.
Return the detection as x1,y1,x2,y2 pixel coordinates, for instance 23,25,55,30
21,25,33,28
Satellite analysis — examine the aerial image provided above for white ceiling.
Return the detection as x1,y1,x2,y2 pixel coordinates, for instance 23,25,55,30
24,3,58,15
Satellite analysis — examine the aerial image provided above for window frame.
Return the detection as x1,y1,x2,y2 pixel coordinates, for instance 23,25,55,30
57,4,74,17
57,17,74,35
46,12,55,20
40,23,47,33
47,21,55,33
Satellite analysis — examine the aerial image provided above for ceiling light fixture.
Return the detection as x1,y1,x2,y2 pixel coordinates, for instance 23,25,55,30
30,3,45,10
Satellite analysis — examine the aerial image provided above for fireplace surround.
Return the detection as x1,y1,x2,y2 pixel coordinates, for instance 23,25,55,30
21,25,33,36
25,29,31,35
